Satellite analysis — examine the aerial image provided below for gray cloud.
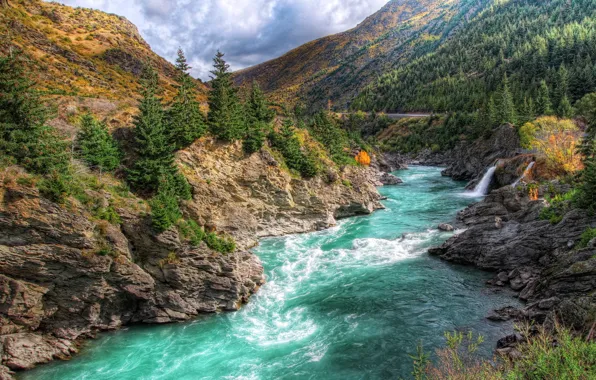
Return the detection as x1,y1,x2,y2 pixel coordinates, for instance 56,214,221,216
51,0,389,80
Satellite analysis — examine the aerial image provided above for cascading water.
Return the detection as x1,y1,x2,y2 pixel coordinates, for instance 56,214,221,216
511,161,535,187
24,167,519,380
465,166,497,197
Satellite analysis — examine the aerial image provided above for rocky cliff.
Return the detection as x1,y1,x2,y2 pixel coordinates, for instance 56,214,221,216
0,140,384,378
430,186,596,333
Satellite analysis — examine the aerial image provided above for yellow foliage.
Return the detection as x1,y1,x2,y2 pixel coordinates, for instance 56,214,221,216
355,151,371,166
519,117,583,175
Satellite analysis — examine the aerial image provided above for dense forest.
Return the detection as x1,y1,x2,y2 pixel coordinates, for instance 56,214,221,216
352,0,596,120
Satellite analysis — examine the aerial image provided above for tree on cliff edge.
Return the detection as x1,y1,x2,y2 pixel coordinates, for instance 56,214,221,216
243,81,274,154
127,65,190,199
207,51,244,142
167,49,206,150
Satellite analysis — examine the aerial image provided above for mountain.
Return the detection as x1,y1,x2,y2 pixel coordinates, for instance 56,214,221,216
234,0,487,110
0,0,207,127
353,0,596,113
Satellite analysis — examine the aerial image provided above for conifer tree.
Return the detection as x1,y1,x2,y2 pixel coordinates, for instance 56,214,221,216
488,96,498,127
497,75,517,125
207,51,244,141
520,96,536,124
557,95,574,119
0,54,68,174
536,80,554,116
243,81,274,154
128,65,189,197
167,49,206,150
555,65,570,108
77,114,120,174
580,157,596,211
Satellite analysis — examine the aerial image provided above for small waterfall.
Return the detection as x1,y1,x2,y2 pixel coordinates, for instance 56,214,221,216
511,161,535,187
465,166,496,197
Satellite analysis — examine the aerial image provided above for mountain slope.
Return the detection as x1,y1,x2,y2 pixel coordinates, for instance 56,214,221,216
353,0,596,113
234,0,487,110
0,0,207,103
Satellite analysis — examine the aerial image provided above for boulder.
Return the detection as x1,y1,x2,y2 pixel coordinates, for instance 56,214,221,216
379,172,403,185
438,223,455,232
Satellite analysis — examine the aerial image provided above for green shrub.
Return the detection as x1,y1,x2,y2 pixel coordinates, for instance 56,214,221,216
416,325,596,379
94,204,121,225
39,172,71,203
578,228,596,249
205,232,236,254
150,189,182,232
177,219,206,246
539,190,579,224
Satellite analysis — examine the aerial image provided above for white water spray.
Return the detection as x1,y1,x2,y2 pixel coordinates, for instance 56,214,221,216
511,161,535,187
465,166,496,197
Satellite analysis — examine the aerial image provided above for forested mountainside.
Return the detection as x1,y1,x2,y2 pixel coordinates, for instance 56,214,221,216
234,0,487,110
0,0,207,102
354,0,596,115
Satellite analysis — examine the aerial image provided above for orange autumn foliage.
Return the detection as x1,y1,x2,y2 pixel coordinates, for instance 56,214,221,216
519,117,584,176
529,187,539,201
355,150,371,166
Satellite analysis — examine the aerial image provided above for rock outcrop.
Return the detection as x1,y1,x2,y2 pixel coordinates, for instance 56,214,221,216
178,138,384,249
442,124,521,183
430,186,596,332
0,138,384,377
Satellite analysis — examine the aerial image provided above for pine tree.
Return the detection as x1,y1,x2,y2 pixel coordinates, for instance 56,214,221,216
77,113,120,174
0,54,68,174
243,81,274,154
557,95,573,119
488,96,498,127
497,75,517,125
519,96,536,124
580,157,596,211
127,65,187,196
167,49,206,150
536,80,554,116
207,51,244,141
555,65,570,109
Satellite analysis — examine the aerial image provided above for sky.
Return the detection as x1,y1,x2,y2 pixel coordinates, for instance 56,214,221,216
52,0,389,81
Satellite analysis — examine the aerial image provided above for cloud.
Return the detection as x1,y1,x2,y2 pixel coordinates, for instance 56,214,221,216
51,0,389,80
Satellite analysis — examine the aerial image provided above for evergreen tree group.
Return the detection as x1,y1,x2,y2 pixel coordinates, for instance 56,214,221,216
351,0,596,132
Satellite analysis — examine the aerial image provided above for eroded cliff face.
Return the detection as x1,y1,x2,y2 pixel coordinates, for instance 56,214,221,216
177,138,384,249
0,141,384,377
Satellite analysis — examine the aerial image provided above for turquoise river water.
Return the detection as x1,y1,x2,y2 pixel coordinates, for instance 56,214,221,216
23,166,519,380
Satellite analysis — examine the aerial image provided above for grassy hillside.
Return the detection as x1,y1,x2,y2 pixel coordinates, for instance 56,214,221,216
0,0,208,128
234,0,488,111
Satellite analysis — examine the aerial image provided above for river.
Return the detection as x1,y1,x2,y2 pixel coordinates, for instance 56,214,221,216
23,166,518,380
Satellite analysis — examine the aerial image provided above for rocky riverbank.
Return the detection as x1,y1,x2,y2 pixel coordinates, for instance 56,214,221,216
0,138,387,378
430,184,596,352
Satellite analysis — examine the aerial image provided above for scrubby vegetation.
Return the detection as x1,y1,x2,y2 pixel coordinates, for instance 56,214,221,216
412,324,596,380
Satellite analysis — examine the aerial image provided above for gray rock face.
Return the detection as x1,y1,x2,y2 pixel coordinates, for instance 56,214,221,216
378,172,403,185
442,124,521,182
0,184,265,375
429,186,596,331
